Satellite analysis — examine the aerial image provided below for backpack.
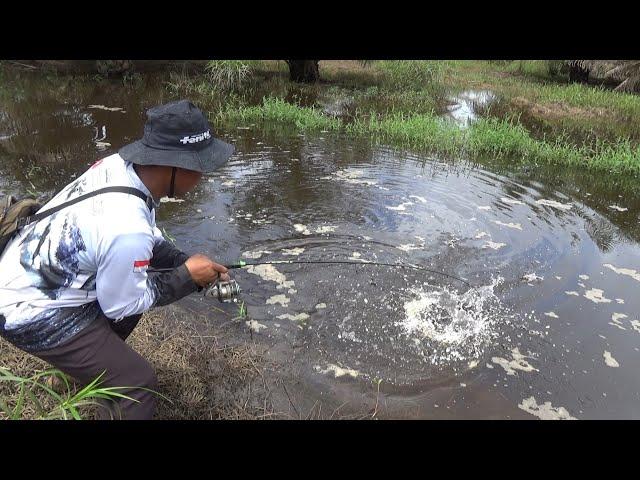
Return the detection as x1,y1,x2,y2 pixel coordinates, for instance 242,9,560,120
0,187,154,257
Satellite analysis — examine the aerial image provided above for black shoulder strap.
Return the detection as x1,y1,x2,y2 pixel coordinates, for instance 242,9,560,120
16,186,154,229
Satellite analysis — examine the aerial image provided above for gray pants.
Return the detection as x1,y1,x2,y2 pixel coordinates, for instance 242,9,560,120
34,313,158,420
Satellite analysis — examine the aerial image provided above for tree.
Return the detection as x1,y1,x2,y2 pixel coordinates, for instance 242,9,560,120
286,60,320,83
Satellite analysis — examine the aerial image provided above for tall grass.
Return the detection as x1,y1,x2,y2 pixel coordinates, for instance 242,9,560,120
205,60,262,91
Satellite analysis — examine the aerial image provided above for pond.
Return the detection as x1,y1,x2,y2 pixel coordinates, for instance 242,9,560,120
1,72,639,419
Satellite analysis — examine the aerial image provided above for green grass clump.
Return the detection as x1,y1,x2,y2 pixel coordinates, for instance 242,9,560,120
0,367,157,420
218,97,341,130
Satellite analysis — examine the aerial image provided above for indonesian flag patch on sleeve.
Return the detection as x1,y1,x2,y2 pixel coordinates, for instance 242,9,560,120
133,259,150,273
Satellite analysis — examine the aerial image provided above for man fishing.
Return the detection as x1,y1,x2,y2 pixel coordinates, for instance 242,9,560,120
0,99,234,419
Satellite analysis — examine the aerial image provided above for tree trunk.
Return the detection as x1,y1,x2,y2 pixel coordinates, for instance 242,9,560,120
286,60,320,83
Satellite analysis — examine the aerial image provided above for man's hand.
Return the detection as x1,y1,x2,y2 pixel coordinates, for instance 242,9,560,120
184,254,230,287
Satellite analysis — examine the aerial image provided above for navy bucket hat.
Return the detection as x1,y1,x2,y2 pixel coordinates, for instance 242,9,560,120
119,99,235,173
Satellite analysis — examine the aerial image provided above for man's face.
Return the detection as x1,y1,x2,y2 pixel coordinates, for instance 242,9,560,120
173,168,203,197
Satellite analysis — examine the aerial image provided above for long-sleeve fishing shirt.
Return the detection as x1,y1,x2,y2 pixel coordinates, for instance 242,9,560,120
0,153,198,352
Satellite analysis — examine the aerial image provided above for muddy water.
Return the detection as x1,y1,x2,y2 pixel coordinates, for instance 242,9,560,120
2,72,640,419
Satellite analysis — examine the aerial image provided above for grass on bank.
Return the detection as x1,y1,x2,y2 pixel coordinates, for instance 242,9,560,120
216,96,640,176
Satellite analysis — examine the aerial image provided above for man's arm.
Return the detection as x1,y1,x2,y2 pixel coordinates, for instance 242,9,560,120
95,230,198,320
151,226,189,269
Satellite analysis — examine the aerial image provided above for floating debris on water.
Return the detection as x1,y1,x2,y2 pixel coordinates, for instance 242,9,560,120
545,312,559,319
603,351,619,368
584,288,612,304
565,291,579,296
518,397,577,420
494,220,523,230
630,320,640,334
315,303,327,309
409,195,427,203
609,313,628,330
616,298,625,304
477,205,491,211
579,274,589,280
475,231,489,239
492,347,538,376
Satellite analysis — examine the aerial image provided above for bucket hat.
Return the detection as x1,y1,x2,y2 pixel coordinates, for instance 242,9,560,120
119,99,234,172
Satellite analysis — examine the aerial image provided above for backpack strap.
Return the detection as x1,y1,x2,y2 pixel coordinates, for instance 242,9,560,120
15,186,154,230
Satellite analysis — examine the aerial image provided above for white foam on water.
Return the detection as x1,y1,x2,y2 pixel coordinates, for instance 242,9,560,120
475,231,489,239
315,225,337,234
608,205,628,212
315,364,360,378
315,303,327,309
518,397,577,420
294,224,312,235
565,291,579,296
398,278,504,364
603,264,640,283
536,199,572,210
482,241,506,250
603,351,619,368
221,180,235,186
494,220,522,230
616,298,625,304
492,347,538,376
555,276,562,280
246,320,267,333
387,202,413,211
246,264,295,292
160,196,185,203
242,250,272,259
522,273,543,283
544,312,559,319
630,320,640,334
397,243,422,252
282,247,305,256
410,195,427,203
88,104,126,112
579,274,589,280
584,288,611,304
477,205,491,210
501,197,524,205
329,169,378,186
277,313,310,322
266,294,289,307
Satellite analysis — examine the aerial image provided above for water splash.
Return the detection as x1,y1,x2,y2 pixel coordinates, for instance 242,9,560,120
397,277,504,364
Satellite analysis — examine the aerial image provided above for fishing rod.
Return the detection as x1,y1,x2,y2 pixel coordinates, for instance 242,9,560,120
148,259,473,303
